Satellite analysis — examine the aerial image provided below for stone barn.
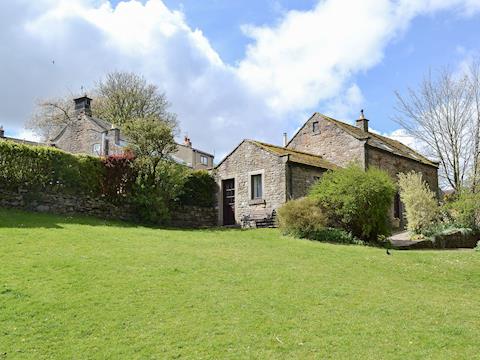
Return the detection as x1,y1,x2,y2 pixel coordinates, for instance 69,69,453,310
214,111,439,227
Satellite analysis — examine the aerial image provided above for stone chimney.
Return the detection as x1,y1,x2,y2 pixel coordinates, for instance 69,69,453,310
0,125,4,138
356,109,369,132
283,132,288,147
74,95,92,116
184,136,192,147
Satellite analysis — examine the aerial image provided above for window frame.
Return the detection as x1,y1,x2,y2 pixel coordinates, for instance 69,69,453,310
312,121,319,133
248,170,265,203
200,155,209,165
92,143,101,155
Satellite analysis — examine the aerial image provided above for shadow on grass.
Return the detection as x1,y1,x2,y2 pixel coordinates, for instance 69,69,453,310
0,208,138,229
0,207,247,233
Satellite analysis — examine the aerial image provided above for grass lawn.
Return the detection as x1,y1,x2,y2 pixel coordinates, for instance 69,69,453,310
0,209,479,359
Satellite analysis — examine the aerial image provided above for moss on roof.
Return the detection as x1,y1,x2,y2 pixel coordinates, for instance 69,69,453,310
318,114,438,167
249,140,338,170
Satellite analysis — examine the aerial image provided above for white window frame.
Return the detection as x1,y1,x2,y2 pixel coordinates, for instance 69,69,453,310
92,143,101,155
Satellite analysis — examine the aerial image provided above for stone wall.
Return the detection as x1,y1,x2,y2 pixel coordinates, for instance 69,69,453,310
0,188,216,228
287,163,326,199
287,114,366,168
170,206,217,228
214,141,287,225
367,146,439,194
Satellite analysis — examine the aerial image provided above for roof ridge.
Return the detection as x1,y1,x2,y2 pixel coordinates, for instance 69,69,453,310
251,139,327,159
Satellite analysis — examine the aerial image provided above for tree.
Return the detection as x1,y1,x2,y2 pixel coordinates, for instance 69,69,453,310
122,116,177,160
93,71,177,127
394,66,476,192
29,96,76,141
28,71,177,140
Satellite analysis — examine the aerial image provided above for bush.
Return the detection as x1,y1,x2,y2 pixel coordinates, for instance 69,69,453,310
445,191,480,230
398,171,439,235
309,165,396,241
102,153,136,203
308,228,364,245
475,241,480,252
178,170,216,208
131,158,188,224
0,140,103,195
277,197,328,238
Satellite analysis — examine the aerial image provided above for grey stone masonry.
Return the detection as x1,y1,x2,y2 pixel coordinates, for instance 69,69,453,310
0,189,217,228
214,141,288,225
287,113,366,168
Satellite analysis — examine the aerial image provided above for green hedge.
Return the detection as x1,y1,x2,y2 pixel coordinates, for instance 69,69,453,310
0,141,104,195
0,141,217,222
178,170,216,208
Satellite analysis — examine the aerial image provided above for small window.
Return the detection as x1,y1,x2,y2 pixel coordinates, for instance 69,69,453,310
92,143,101,155
200,155,208,165
251,174,263,200
312,121,319,133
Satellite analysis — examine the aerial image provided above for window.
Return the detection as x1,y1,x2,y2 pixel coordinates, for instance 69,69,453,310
200,155,208,165
251,174,263,200
92,143,101,155
312,121,319,133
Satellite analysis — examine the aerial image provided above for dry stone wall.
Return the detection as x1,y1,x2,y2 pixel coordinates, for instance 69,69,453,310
0,188,216,228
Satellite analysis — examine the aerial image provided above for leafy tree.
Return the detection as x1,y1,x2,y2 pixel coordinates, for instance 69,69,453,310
28,71,177,140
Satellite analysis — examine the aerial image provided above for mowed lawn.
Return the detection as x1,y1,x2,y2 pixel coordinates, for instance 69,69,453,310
0,209,479,359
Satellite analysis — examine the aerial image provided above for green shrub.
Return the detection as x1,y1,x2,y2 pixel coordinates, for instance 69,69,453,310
445,191,480,230
398,171,439,235
309,165,396,241
277,197,328,238
131,158,188,224
178,170,216,208
475,241,480,252
0,140,103,195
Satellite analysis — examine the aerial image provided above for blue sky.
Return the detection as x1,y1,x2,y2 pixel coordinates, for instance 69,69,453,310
153,0,480,134
1,0,480,157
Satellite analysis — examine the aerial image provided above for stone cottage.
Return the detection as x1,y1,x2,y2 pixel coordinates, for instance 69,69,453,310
52,96,214,170
214,111,439,227
215,139,338,226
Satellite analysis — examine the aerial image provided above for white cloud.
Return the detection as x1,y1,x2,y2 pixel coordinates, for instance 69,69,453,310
1,0,480,159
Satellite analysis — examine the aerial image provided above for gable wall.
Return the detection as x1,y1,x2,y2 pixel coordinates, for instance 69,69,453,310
287,116,366,168
215,141,287,225
54,113,123,156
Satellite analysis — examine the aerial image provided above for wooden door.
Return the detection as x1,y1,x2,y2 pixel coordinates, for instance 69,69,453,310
222,179,235,225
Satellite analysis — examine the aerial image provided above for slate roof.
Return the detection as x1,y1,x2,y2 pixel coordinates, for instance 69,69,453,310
1,136,47,147
311,113,438,167
249,140,338,170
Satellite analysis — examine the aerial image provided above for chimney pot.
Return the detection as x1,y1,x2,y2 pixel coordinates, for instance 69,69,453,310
283,132,288,147
0,125,4,138
74,95,92,116
184,136,192,147
355,109,369,132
